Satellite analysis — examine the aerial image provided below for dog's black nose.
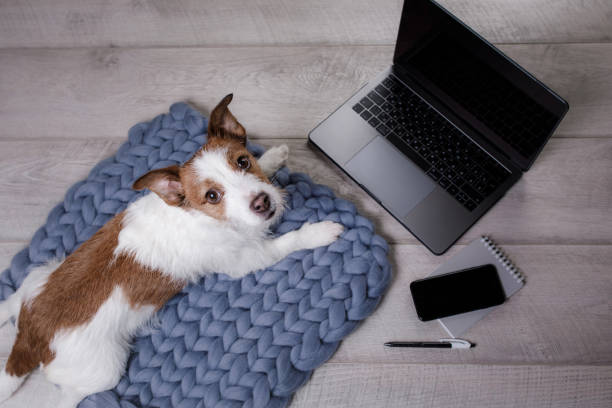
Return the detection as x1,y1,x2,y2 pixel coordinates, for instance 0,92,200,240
250,192,271,215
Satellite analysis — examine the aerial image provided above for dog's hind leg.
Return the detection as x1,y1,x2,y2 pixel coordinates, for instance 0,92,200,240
0,260,62,402
0,340,39,403
0,259,62,327
258,144,289,178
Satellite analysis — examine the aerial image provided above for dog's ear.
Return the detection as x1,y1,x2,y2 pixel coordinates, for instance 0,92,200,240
208,93,246,144
133,165,184,206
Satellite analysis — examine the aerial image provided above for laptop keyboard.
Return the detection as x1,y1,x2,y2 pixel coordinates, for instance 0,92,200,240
351,75,510,211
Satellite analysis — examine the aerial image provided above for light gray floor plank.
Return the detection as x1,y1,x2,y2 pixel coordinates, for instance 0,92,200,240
0,44,610,140
0,139,122,243
0,359,608,408
0,0,610,48
290,363,612,408
0,138,610,245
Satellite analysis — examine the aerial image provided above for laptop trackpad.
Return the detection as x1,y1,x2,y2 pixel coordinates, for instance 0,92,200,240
345,137,436,218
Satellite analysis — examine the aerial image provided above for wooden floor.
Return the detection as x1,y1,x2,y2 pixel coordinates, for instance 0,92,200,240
1,0,611,406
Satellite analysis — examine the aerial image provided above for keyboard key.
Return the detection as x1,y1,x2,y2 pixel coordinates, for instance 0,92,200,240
465,200,477,211
460,183,482,202
428,169,441,180
375,84,390,98
447,184,459,196
352,104,364,114
370,105,382,115
360,110,372,121
474,181,487,194
482,182,498,196
376,124,391,137
360,97,373,109
438,177,450,189
382,77,394,88
368,117,380,128
368,91,384,105
444,170,457,182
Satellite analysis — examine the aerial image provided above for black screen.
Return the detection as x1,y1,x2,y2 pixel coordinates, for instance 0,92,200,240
393,0,568,170
410,264,506,321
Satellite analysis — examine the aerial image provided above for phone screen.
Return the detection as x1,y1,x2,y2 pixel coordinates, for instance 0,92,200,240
410,264,506,321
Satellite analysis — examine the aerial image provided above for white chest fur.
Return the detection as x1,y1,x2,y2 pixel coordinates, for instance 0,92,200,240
115,193,269,281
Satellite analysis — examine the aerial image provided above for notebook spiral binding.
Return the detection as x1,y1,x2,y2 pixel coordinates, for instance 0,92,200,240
480,236,525,283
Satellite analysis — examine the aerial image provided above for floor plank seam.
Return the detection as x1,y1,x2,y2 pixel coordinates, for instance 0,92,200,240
0,40,611,52
319,362,612,368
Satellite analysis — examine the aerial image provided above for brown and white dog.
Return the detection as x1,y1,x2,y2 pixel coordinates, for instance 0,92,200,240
0,94,343,408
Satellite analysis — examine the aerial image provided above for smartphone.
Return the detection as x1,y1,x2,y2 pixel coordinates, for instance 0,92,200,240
410,264,506,321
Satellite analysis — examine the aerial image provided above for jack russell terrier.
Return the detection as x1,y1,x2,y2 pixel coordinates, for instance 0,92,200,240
0,94,343,408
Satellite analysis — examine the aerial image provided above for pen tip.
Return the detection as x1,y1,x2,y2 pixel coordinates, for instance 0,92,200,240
384,343,392,347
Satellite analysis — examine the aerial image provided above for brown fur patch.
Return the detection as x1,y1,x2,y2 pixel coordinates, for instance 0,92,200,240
207,94,246,143
180,169,228,221
133,165,184,206
5,213,186,377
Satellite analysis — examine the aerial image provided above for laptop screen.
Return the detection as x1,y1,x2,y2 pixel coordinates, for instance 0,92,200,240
393,0,568,170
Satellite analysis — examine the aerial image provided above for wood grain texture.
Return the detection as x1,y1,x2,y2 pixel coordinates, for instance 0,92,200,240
0,140,122,242
0,0,610,48
290,363,612,408
0,358,608,408
0,44,610,140
1,137,610,245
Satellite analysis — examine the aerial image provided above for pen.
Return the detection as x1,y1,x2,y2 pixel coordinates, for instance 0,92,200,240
384,338,474,349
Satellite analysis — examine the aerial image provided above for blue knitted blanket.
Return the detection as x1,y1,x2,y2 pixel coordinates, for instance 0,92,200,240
0,103,391,408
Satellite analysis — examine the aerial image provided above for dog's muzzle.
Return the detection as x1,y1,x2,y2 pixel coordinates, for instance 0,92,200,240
250,192,276,220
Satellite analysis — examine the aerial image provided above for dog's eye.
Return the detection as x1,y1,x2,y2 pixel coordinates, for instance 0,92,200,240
237,155,250,170
205,189,222,204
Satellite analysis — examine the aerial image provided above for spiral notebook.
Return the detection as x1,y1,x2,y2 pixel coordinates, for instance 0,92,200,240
429,236,525,337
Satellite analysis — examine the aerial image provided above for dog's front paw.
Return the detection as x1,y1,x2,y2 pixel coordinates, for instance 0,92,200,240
297,221,344,249
259,144,289,177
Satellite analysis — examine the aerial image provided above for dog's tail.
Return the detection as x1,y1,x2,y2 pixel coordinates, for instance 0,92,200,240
0,258,63,327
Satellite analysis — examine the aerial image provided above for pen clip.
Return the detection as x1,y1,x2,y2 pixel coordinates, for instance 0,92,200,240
439,338,473,349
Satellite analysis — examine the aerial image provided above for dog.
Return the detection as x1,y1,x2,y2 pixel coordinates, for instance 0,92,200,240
0,94,344,408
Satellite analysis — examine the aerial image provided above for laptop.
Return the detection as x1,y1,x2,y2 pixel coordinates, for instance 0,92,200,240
308,0,569,254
